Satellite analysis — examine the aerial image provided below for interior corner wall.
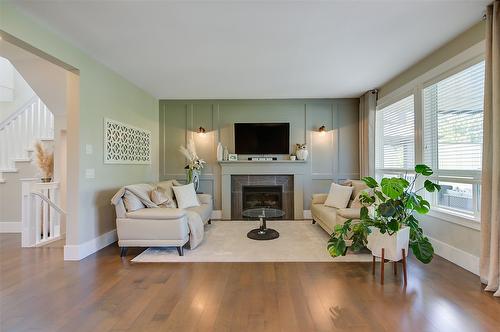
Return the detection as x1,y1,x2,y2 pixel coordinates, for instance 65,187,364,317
1,3,159,247
378,20,486,271
159,99,360,211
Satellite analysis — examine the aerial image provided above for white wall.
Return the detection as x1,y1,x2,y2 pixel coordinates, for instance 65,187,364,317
0,57,36,122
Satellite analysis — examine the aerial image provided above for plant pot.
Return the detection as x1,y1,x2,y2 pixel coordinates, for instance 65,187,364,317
367,226,409,262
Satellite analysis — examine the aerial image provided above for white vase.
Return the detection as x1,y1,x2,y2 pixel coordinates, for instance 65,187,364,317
367,227,410,262
296,149,308,160
216,142,223,161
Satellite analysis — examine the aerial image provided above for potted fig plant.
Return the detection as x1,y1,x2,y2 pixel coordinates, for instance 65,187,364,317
327,164,441,264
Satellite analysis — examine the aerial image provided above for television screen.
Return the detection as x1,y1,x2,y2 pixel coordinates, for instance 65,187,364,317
234,123,290,154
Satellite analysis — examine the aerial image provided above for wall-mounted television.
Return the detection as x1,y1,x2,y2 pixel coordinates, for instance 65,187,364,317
234,123,290,154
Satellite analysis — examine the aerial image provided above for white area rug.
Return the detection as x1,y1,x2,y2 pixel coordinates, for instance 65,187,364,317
132,220,372,263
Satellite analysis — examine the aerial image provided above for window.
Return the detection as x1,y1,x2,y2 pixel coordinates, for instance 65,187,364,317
423,61,484,219
375,95,415,179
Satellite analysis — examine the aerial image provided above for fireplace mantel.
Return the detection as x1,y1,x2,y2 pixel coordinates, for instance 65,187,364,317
219,161,306,220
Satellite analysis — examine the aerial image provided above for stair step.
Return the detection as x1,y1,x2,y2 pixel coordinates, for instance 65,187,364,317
13,158,32,163
0,168,18,173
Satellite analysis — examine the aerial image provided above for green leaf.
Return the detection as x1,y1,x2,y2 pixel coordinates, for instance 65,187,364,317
414,199,430,214
362,176,379,188
410,237,434,264
374,190,386,202
380,178,405,199
360,192,375,205
327,236,347,257
424,180,441,192
378,202,396,217
415,164,433,176
360,207,369,220
387,220,400,233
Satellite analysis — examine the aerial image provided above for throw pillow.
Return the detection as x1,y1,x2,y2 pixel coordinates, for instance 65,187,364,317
172,183,200,209
150,189,177,208
324,183,353,209
123,190,146,212
156,179,182,207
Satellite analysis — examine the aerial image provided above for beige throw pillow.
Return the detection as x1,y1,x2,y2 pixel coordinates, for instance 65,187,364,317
324,183,353,209
150,189,177,208
172,183,200,209
123,191,146,212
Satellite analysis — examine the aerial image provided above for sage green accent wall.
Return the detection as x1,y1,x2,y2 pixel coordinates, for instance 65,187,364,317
1,3,159,245
160,99,359,210
379,21,485,98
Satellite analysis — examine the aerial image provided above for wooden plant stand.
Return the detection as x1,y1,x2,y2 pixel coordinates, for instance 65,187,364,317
372,248,407,285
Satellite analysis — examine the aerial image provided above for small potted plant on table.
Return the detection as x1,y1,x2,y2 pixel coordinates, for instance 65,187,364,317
327,164,441,284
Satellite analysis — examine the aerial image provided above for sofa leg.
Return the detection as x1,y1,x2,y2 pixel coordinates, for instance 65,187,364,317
120,247,128,257
177,246,184,256
312,219,316,225
208,219,212,225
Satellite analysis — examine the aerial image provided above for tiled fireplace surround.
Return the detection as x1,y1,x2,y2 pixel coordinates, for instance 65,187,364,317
231,175,294,220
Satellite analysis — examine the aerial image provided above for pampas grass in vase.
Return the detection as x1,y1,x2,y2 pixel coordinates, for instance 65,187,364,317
34,141,54,183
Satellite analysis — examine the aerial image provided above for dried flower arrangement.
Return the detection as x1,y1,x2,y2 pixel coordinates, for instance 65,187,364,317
34,141,54,182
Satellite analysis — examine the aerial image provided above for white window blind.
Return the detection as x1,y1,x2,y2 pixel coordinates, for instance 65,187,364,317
423,60,484,217
376,95,415,170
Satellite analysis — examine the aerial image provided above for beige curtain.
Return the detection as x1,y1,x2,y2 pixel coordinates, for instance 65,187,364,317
359,90,377,178
480,0,500,297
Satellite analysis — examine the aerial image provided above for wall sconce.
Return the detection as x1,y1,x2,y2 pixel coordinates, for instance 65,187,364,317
197,126,206,135
318,125,326,134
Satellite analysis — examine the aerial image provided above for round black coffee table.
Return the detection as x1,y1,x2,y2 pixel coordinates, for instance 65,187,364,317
242,208,284,240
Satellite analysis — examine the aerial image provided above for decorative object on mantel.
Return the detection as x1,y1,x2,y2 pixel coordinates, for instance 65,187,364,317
104,118,151,164
290,155,296,161
327,164,441,284
228,154,238,161
179,139,205,191
216,142,223,161
295,143,308,160
34,141,54,183
223,146,229,161
318,125,326,134
197,126,206,134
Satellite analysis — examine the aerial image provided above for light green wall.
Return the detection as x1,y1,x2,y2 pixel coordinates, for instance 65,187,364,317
1,3,159,244
379,21,486,98
160,99,360,210
379,21,485,261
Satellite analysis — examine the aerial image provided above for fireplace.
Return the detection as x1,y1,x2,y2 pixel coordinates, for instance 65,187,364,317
230,175,294,219
242,185,283,211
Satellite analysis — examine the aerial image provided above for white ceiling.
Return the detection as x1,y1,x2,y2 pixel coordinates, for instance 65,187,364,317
12,1,488,99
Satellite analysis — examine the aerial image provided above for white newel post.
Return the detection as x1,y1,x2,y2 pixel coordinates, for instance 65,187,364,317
21,179,62,247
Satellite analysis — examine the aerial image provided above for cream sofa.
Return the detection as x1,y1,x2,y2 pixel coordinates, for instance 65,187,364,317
112,183,212,256
311,180,369,234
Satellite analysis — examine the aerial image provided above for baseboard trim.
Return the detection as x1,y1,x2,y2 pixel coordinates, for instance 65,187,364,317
428,236,479,275
303,210,312,219
0,221,21,233
64,229,117,261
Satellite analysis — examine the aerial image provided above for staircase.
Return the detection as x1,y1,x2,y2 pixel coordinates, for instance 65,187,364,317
0,97,54,183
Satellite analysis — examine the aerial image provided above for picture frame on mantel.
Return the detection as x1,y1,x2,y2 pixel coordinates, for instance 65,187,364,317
228,154,238,161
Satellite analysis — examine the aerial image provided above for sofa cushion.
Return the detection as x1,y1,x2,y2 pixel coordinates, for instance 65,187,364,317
324,183,353,209
311,203,338,231
123,191,146,212
173,183,200,209
156,180,182,206
126,208,186,220
337,208,361,219
185,204,212,223
343,179,369,200
150,189,176,208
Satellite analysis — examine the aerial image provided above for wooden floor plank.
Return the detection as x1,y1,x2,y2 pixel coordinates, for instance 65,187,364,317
1,234,500,332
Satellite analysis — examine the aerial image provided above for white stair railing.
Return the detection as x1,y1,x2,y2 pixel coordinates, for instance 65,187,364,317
0,97,54,172
21,179,65,247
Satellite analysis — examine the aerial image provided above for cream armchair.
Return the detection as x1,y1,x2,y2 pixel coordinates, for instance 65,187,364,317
311,180,369,234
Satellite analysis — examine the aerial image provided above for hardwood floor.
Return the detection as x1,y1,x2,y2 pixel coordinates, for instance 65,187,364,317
1,233,499,332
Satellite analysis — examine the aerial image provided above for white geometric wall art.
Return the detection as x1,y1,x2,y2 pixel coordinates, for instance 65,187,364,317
104,118,151,164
